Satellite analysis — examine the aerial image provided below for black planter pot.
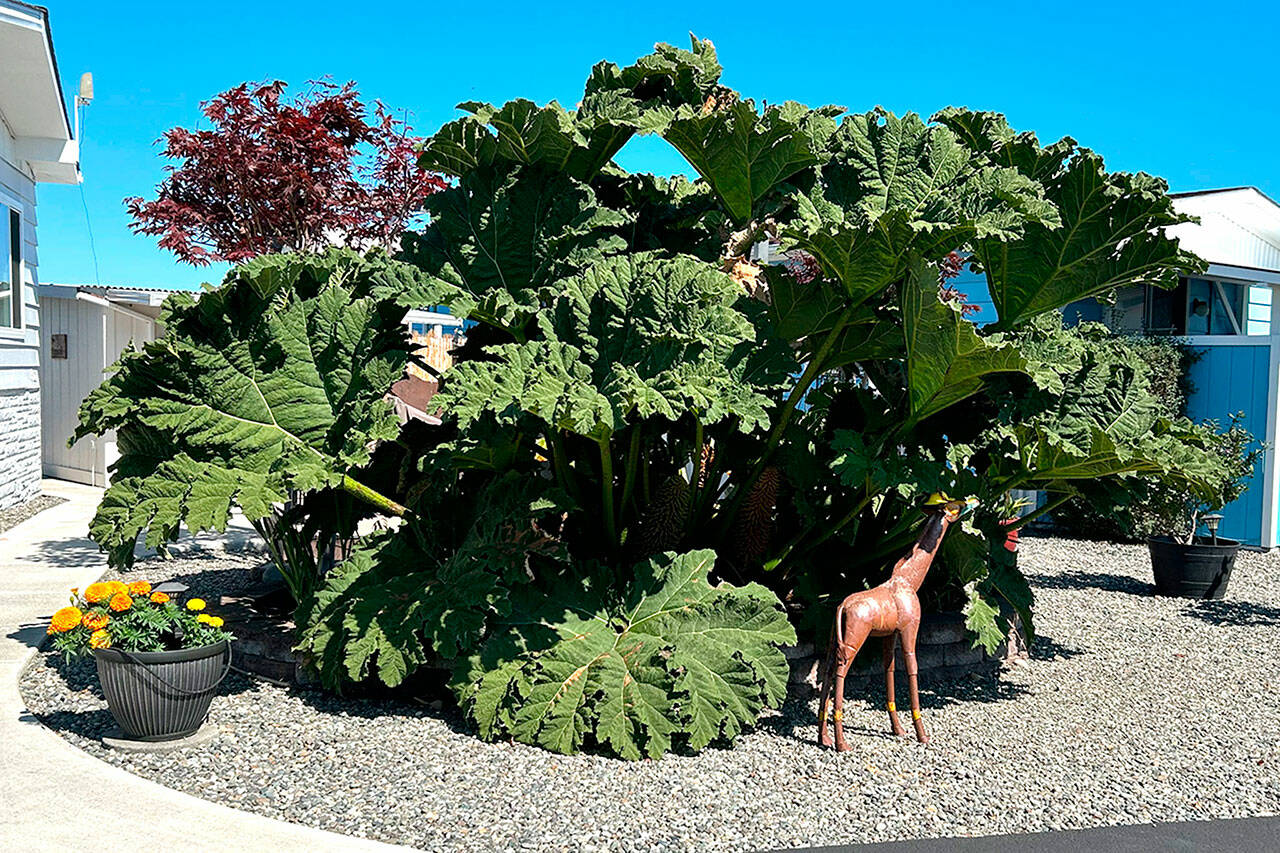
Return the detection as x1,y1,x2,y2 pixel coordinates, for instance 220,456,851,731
1147,535,1239,599
93,640,230,741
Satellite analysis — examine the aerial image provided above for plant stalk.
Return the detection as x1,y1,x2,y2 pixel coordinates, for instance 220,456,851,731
598,437,618,547
1008,492,1074,532
620,427,642,519
718,306,855,536
340,474,408,518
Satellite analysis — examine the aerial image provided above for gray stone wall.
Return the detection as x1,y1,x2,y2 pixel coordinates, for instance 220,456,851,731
785,611,1027,696
0,387,41,508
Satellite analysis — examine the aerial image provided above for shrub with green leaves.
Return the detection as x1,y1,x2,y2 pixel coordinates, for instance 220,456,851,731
78,37,1231,759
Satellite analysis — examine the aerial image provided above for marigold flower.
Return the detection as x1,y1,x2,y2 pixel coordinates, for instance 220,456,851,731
207,616,225,629
48,606,83,634
81,612,109,631
196,613,213,625
149,591,171,604
127,580,152,596
106,580,128,595
108,593,133,613
89,629,112,649
186,598,206,612
83,583,113,604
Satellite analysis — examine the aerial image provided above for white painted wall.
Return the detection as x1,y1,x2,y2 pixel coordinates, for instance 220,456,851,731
39,295,157,486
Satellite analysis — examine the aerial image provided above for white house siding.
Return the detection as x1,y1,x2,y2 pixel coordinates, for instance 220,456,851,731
0,147,43,508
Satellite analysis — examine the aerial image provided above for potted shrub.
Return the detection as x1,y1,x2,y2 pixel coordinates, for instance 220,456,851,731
1146,415,1262,599
46,580,233,741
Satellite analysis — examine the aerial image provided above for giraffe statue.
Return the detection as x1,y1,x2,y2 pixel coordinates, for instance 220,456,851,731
817,494,972,751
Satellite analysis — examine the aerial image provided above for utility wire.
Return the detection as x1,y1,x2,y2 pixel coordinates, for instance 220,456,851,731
77,104,101,286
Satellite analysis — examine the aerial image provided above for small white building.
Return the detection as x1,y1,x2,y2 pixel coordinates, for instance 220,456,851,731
0,0,82,508
35,285,174,486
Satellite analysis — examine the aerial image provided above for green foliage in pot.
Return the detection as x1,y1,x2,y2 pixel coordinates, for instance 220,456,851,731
77,37,1232,758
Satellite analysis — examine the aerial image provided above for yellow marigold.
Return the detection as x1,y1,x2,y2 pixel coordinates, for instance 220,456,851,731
149,591,171,604
83,583,113,604
89,629,112,649
186,598,206,612
48,606,83,634
207,616,224,629
108,592,133,613
81,612,109,631
196,613,213,625
127,580,152,596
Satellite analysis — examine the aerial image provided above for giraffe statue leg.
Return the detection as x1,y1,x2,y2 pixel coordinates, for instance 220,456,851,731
882,633,907,737
817,627,836,747
900,620,929,744
832,621,871,753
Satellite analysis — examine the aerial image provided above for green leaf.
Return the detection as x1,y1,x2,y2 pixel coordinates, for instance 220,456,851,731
901,256,1025,422
783,109,1054,309
583,35,723,114
962,582,1006,656
400,165,627,331
452,549,795,759
663,100,837,224
76,250,412,566
297,475,570,688
439,254,785,436
934,108,1204,329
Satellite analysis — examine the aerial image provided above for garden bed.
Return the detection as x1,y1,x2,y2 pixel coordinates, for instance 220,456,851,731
21,536,1280,852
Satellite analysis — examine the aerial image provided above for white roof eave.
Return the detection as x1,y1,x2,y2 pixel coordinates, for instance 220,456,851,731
1,0,78,183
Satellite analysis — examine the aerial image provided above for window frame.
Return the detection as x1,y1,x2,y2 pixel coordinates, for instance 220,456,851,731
0,187,25,334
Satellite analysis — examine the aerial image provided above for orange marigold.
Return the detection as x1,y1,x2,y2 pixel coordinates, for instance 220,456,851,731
47,606,83,634
83,583,113,604
127,580,152,596
149,591,171,604
89,629,112,649
108,592,133,612
81,612,109,631
106,580,128,595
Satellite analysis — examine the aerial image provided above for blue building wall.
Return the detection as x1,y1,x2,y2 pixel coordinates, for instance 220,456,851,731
949,269,997,325
1184,345,1271,546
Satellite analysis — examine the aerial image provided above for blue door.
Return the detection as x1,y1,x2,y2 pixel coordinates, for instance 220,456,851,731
1184,344,1271,546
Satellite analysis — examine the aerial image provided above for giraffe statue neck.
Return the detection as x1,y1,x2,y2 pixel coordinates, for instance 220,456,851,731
890,512,952,592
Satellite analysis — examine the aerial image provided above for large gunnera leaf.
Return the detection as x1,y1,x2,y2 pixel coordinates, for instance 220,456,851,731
452,549,796,760
934,108,1203,329
297,475,569,688
398,166,627,334
439,253,794,438
784,109,1056,309
663,100,840,224
75,250,414,567
901,256,1024,423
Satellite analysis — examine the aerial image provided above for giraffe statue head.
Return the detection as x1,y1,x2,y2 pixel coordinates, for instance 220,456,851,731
923,493,976,523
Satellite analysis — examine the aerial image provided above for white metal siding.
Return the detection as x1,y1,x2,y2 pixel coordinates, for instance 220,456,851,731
39,295,155,485
1171,191,1280,273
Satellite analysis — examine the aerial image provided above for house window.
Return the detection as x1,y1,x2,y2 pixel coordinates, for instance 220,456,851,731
0,207,19,329
1245,285,1272,336
1144,278,1272,337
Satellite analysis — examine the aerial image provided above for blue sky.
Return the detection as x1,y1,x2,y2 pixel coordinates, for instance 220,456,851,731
33,0,1280,290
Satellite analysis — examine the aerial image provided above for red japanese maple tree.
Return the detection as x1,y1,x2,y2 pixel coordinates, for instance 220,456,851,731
126,80,447,266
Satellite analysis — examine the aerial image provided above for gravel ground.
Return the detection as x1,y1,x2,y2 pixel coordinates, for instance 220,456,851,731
0,493,66,534
20,538,1280,852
